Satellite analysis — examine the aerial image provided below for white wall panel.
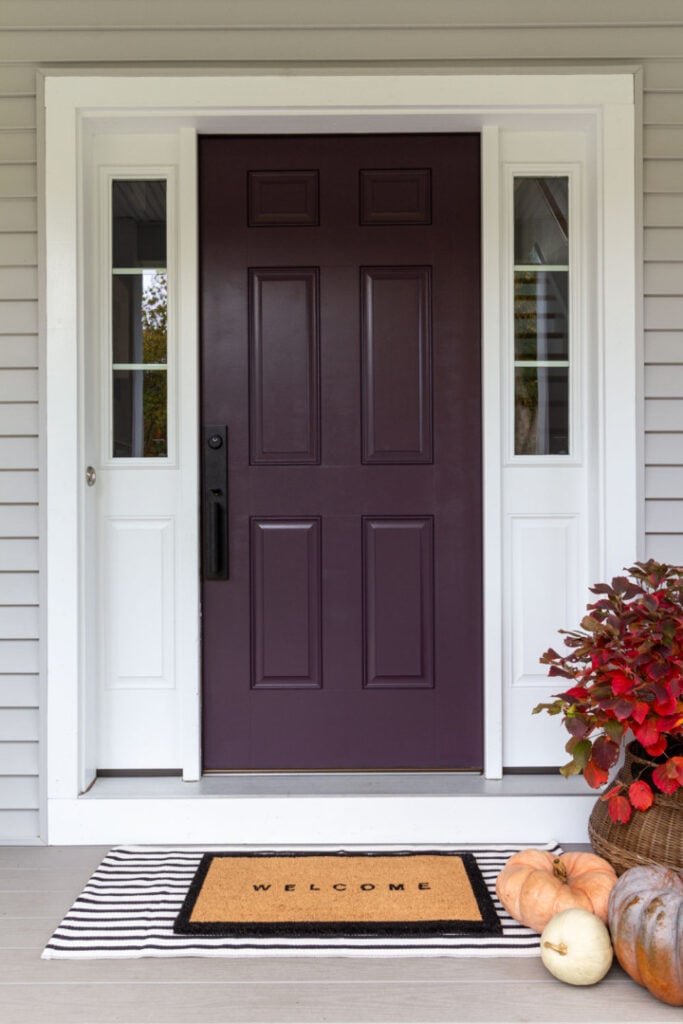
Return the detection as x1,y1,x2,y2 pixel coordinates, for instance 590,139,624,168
644,92,683,124
645,296,683,331
102,518,175,689
509,516,578,687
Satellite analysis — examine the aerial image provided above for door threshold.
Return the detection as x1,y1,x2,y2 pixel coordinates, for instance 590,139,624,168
82,771,587,799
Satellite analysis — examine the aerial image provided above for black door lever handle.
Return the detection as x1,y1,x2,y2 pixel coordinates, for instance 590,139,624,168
203,426,229,580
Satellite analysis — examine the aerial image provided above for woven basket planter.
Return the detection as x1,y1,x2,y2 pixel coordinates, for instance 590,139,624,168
588,742,683,876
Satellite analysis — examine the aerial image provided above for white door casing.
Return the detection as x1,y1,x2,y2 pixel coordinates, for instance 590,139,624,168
42,72,638,843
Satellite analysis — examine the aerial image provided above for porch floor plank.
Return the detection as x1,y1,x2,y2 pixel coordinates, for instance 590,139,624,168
0,846,679,1024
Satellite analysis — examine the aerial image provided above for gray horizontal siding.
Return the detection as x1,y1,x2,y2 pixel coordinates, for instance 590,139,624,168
0,63,39,842
1,2,683,840
642,56,683,568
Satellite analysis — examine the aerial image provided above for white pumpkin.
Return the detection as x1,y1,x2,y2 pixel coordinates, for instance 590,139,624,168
540,908,613,986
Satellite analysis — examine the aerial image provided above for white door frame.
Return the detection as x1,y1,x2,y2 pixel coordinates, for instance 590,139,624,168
41,70,638,843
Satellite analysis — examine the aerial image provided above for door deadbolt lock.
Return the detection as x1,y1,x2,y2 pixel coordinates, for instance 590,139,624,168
207,434,223,450
85,466,97,487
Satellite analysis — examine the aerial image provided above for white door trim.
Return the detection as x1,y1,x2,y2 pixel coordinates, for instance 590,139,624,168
42,70,637,843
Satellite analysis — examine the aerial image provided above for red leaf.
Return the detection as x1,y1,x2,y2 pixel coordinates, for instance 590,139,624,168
610,672,633,695
608,795,632,824
653,694,678,716
634,719,660,748
652,763,680,795
592,735,620,770
584,758,610,789
628,780,654,811
600,783,624,802
612,699,634,721
631,701,649,725
644,735,668,758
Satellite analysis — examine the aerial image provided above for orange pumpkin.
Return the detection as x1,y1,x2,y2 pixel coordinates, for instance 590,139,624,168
495,850,617,933
608,864,683,1007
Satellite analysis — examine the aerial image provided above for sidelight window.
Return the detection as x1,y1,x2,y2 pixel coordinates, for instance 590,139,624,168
513,176,570,456
111,179,168,458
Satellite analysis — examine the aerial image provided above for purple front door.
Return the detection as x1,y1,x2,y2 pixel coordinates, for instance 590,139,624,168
200,134,482,771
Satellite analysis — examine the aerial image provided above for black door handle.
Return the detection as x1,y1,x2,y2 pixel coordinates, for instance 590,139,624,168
203,425,229,580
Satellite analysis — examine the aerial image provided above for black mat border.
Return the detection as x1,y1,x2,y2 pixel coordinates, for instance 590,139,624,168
173,850,503,938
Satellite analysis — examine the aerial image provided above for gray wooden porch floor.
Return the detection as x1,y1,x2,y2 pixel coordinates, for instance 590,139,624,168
1,845,680,1024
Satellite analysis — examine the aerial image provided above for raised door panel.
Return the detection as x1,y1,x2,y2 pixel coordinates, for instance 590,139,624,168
361,267,433,464
249,268,320,465
251,518,322,689
363,517,434,689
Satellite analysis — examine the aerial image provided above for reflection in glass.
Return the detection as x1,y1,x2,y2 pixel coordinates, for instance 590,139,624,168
515,366,569,456
112,180,166,268
113,369,168,458
514,177,568,266
513,175,570,456
113,271,167,364
514,270,568,362
111,178,168,459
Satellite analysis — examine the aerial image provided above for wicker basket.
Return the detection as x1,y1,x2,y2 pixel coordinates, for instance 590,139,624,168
588,742,683,875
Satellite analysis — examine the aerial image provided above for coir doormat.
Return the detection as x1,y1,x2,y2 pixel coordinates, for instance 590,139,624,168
174,851,501,938
42,843,563,959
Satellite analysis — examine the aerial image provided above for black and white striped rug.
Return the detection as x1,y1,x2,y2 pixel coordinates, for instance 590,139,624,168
42,843,561,959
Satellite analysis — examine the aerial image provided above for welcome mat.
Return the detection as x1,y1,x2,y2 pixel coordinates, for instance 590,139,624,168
174,851,501,938
42,843,562,959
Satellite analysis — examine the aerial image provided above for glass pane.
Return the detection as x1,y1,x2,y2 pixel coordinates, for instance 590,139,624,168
514,177,568,266
514,270,568,361
112,180,166,268
113,369,168,458
515,366,569,456
113,271,167,364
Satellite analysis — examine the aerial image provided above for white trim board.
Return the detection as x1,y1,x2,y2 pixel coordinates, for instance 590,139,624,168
43,70,638,845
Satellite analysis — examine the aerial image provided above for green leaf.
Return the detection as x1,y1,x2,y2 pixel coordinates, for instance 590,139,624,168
560,759,582,778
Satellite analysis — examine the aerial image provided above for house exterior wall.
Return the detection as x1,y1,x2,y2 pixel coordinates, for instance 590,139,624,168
0,0,682,842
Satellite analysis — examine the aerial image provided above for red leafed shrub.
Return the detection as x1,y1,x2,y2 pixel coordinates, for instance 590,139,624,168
533,560,683,824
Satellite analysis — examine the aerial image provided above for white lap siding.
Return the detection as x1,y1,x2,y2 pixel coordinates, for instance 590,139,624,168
1,1,683,840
